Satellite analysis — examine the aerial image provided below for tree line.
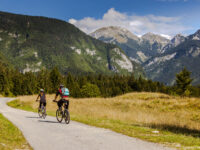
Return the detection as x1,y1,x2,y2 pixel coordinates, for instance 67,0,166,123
0,62,200,97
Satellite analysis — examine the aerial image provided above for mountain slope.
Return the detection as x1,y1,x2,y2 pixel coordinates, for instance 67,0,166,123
90,26,170,64
0,11,144,76
161,34,186,53
144,30,200,85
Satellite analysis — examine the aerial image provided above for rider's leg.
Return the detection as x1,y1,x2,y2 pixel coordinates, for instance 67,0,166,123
66,100,69,109
57,99,63,111
43,102,47,114
39,101,42,110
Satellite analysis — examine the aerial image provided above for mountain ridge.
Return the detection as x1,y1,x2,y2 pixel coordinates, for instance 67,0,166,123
90,26,170,64
90,26,200,85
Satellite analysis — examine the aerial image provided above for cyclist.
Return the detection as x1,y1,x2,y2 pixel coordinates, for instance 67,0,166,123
36,89,47,112
54,84,69,111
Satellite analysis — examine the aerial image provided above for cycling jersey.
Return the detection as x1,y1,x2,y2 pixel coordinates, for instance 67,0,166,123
38,93,46,102
56,89,69,99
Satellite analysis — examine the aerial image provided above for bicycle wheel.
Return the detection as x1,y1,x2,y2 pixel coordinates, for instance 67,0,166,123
56,109,63,123
42,107,46,119
64,109,70,124
38,108,42,118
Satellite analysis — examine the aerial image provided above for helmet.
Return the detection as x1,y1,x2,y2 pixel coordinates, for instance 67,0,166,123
40,89,44,92
60,84,64,88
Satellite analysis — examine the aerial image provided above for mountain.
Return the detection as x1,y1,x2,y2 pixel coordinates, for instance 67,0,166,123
91,26,200,85
161,34,186,53
0,11,144,76
90,26,170,64
141,32,170,53
144,30,200,85
90,26,140,43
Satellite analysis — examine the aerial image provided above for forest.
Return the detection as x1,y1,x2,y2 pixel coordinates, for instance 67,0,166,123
0,61,200,98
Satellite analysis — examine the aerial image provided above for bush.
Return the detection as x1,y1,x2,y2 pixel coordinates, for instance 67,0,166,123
80,83,101,98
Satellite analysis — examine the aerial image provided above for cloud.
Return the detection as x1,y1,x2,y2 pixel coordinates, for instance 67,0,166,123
69,8,191,37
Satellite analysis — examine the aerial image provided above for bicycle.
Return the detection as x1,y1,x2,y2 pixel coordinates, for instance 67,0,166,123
36,100,47,119
53,100,70,124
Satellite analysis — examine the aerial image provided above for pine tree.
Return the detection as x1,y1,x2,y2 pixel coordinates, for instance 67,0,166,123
176,67,193,96
0,64,11,95
49,67,62,93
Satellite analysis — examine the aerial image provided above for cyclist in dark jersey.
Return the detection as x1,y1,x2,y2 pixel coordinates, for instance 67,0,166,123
36,89,46,109
54,85,69,110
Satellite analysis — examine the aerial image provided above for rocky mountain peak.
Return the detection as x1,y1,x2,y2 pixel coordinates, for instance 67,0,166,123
191,29,200,40
194,29,200,35
90,26,140,43
171,34,186,47
142,32,169,45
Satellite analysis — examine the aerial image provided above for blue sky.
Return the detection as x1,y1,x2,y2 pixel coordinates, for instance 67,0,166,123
0,0,199,37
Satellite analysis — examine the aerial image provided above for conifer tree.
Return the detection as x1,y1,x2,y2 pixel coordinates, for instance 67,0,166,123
176,67,193,96
50,67,62,92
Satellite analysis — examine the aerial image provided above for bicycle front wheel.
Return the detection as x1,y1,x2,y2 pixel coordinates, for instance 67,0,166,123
56,109,63,123
64,109,70,124
38,108,42,118
42,107,46,119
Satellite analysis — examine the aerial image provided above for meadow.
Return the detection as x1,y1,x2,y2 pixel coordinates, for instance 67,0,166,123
8,92,200,150
0,113,32,150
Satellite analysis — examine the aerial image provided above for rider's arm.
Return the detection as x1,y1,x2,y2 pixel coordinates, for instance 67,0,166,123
54,90,60,101
36,94,40,101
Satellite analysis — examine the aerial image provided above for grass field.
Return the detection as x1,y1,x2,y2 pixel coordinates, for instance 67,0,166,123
7,92,200,150
0,113,32,150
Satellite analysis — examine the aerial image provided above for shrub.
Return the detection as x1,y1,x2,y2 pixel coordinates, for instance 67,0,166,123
80,83,101,98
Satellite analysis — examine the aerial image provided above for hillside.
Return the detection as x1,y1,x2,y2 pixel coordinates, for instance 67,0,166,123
0,11,144,76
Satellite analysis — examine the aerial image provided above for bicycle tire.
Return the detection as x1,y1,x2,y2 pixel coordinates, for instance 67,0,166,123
64,109,70,124
42,107,46,119
56,109,63,123
38,108,42,118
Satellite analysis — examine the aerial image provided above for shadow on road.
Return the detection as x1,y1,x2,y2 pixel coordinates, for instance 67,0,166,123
26,116,40,119
38,120,59,124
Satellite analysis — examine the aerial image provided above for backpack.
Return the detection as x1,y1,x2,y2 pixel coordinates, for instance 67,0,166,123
61,88,70,96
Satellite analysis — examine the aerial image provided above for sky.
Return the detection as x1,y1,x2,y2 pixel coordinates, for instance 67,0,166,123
0,0,200,38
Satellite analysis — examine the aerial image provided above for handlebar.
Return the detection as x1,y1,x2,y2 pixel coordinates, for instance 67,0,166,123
53,100,58,103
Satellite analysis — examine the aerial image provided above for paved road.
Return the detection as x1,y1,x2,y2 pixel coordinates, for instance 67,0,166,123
0,98,173,150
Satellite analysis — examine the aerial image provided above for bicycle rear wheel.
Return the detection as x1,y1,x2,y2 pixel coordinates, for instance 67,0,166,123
64,109,70,124
56,109,63,123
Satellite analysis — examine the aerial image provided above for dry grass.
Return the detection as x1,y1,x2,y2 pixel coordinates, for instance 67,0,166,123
17,92,200,131
10,92,200,149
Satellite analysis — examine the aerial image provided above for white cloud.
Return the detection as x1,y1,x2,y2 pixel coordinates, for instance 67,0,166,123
68,18,77,24
69,8,191,37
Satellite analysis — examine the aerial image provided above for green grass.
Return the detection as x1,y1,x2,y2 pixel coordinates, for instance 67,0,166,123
7,98,200,150
0,113,32,150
